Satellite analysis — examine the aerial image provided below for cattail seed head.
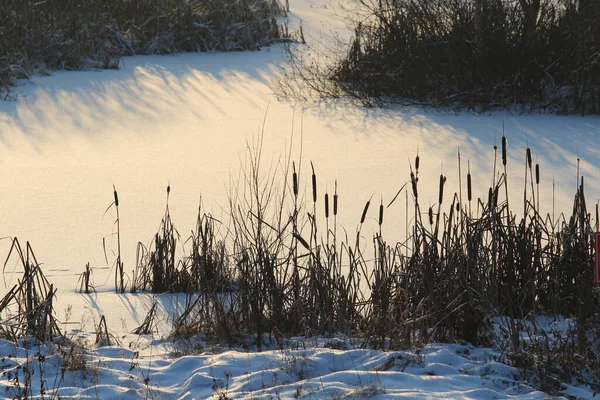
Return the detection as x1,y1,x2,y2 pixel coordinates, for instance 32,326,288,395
467,173,472,201
333,181,337,215
410,172,418,199
535,164,539,184
415,155,420,171
293,232,310,250
526,148,532,169
311,162,317,204
333,181,338,216
488,187,493,209
334,194,338,216
502,136,507,166
438,175,445,204
360,200,370,224
428,207,433,225
292,163,298,198
378,202,384,226
325,193,329,219
113,187,119,207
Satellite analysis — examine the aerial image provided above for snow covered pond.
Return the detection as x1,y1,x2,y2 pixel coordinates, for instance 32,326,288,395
0,0,598,321
1,1,600,398
2,47,600,283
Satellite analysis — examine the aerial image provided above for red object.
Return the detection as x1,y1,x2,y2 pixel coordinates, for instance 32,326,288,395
595,233,600,285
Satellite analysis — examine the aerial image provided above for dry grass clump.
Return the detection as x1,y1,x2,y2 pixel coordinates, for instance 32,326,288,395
76,263,95,294
132,189,235,295
0,238,62,342
506,320,600,395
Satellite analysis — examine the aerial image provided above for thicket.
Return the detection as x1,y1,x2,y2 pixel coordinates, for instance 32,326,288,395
281,0,600,114
0,0,286,96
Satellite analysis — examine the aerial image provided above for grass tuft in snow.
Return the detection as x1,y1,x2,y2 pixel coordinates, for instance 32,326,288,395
0,238,62,343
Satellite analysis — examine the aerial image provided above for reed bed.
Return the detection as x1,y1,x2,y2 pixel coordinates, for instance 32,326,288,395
0,0,286,95
278,0,600,114
117,136,599,353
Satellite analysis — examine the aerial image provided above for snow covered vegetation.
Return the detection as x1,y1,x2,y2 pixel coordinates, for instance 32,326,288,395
0,331,594,399
280,0,600,114
0,0,286,95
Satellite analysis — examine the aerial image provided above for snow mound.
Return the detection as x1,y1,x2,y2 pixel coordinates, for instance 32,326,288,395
1,338,582,399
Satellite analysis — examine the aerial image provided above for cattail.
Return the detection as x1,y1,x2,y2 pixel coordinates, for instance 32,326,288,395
488,187,493,209
378,201,384,226
526,148,532,169
415,155,420,171
293,232,310,250
428,207,433,225
502,136,507,166
494,187,499,206
333,182,338,216
360,200,370,224
467,172,472,202
438,175,446,204
113,187,119,207
311,162,317,203
410,172,418,199
292,162,298,198
167,184,170,195
535,164,540,184
325,193,329,219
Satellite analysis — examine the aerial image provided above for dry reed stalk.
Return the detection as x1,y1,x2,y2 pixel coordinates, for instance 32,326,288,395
133,302,157,335
96,315,112,346
113,186,124,293
77,263,94,294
